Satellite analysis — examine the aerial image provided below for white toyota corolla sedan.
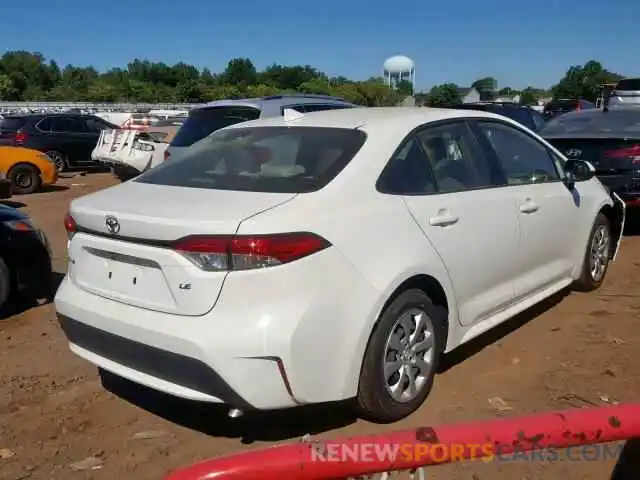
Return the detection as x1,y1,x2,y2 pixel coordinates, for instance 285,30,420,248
55,107,625,423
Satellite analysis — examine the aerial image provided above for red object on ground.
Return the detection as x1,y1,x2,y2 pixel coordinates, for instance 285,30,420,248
165,403,640,480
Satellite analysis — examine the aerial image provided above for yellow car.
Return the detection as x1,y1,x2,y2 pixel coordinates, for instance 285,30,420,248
0,146,58,195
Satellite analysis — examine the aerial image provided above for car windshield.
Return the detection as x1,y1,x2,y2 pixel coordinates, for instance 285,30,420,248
541,110,640,135
170,106,261,147
137,126,367,193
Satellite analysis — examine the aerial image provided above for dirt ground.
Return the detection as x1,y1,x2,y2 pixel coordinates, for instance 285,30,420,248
1,172,639,480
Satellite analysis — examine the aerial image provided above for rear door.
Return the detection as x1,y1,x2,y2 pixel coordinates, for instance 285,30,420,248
36,116,91,165
472,120,579,299
381,120,520,326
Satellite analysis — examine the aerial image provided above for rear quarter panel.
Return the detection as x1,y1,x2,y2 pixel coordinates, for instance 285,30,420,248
236,187,459,400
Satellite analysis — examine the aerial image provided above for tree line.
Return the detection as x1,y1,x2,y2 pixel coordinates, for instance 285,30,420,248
0,51,625,108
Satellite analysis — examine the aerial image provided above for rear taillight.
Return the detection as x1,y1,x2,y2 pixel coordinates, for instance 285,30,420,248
164,149,170,161
173,233,331,271
603,144,640,163
14,130,26,143
64,213,77,240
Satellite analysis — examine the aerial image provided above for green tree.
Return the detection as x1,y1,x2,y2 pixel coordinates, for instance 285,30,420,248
427,83,461,107
396,79,413,96
551,60,623,102
0,49,621,108
519,87,538,106
0,74,14,99
472,77,497,100
221,58,258,86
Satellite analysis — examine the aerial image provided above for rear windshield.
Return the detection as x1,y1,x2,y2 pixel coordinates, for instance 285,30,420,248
615,78,640,91
544,100,577,111
170,106,261,147
541,110,640,135
0,117,28,130
137,126,367,193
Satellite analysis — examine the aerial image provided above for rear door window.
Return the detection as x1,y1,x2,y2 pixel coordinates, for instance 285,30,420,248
38,117,85,133
137,126,366,193
170,106,261,147
0,117,28,131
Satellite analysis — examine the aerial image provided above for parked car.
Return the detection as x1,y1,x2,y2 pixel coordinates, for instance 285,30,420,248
0,113,119,172
444,102,547,131
607,78,640,108
542,99,595,120
0,204,52,310
55,107,624,423
164,94,356,161
0,146,58,194
540,107,640,207
92,125,180,181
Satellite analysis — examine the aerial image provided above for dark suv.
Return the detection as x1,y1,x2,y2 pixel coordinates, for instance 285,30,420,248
165,94,356,160
542,99,595,120
445,102,547,131
0,113,118,172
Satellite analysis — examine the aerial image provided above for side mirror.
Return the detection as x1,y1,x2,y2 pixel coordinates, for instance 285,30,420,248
564,159,595,189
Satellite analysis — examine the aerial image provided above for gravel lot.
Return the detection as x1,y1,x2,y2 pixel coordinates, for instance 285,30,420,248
1,172,639,480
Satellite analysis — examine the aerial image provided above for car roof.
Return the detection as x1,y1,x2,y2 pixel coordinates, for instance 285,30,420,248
195,94,354,110
225,106,516,132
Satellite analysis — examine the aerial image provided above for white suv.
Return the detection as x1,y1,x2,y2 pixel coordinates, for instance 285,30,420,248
55,107,625,423
608,78,640,108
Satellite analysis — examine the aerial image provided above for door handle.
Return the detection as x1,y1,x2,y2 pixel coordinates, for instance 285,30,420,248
519,199,539,214
429,212,459,226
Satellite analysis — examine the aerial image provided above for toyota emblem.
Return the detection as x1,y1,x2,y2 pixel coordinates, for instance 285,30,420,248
105,216,120,234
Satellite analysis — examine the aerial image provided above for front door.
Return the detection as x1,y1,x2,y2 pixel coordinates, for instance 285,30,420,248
473,120,579,300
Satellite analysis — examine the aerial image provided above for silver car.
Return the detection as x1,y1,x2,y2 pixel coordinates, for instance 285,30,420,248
164,94,356,160
608,78,640,108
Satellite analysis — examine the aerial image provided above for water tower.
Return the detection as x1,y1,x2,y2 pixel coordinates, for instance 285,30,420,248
383,55,415,89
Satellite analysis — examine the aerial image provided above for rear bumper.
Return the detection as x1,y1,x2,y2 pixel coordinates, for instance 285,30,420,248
57,314,251,407
54,247,381,410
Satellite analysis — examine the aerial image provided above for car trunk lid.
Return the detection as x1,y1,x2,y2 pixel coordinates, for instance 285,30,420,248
67,181,297,316
545,137,640,173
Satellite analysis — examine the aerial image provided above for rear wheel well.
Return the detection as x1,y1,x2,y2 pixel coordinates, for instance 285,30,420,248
600,204,622,258
380,275,449,351
7,161,41,176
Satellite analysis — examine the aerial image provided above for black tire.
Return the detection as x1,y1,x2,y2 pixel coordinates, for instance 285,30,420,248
0,257,10,311
7,163,41,195
357,289,445,423
574,213,612,292
45,150,68,172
